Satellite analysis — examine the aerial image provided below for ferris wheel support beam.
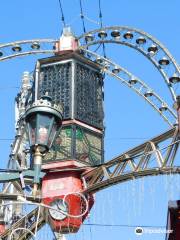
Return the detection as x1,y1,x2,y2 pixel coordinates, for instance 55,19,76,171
82,127,180,194
78,26,180,102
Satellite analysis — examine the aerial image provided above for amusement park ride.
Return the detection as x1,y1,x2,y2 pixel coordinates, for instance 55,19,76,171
0,6,180,240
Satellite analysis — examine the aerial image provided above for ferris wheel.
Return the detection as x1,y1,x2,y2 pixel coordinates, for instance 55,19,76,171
0,1,180,240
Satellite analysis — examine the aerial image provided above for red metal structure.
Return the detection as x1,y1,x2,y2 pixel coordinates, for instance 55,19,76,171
42,161,94,233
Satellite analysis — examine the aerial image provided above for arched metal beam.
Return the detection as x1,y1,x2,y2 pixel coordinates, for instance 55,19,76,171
83,168,180,194
0,39,57,61
0,50,55,61
82,127,180,194
78,26,180,102
83,49,177,126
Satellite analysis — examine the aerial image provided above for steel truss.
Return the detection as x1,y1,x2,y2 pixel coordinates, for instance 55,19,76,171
82,127,180,193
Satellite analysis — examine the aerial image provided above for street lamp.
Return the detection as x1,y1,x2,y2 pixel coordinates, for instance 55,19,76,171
25,95,63,195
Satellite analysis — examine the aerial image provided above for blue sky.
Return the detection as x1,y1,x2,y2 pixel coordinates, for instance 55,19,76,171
0,0,180,239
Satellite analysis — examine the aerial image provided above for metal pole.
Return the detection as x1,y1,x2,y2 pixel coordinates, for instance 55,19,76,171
35,61,40,101
33,147,42,196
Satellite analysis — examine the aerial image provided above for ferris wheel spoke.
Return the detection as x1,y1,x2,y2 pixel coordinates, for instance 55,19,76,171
78,26,180,102
82,49,177,126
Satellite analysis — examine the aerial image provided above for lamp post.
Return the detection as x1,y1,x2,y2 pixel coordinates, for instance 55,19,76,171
25,95,63,195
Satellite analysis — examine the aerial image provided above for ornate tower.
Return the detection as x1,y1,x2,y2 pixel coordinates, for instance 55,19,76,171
32,28,104,168
32,27,104,234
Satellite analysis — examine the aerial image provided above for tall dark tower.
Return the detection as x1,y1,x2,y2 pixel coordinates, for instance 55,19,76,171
33,27,104,167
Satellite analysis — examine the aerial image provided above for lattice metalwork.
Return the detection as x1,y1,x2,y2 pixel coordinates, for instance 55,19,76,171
36,54,104,129
38,61,72,119
75,62,104,129
82,127,180,193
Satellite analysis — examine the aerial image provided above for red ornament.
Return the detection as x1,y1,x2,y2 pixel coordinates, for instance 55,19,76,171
42,161,94,233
